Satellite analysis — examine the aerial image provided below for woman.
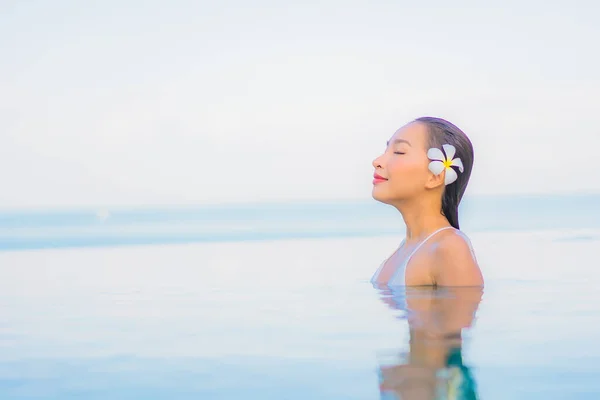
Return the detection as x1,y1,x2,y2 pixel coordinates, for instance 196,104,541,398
370,117,484,287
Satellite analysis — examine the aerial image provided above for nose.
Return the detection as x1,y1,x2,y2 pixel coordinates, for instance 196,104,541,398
372,154,383,169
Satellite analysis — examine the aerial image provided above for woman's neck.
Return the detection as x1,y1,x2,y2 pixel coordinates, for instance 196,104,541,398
395,197,450,241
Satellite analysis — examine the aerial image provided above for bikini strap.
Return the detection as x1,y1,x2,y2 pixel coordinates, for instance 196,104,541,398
454,229,478,261
406,226,455,261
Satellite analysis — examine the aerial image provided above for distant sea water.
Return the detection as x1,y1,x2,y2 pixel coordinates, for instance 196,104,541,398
0,193,599,251
2,193,600,399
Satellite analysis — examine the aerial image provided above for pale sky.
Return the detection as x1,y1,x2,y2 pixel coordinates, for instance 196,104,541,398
1,0,599,209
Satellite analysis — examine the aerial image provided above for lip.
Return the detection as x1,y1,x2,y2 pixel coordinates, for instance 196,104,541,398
373,173,388,185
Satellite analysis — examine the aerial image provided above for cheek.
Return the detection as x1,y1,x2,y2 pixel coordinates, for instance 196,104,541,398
388,158,429,194
388,157,424,178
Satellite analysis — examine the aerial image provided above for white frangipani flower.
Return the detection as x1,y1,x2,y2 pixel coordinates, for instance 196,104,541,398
427,144,464,185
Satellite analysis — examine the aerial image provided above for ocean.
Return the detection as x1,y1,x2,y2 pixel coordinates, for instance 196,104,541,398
1,193,599,399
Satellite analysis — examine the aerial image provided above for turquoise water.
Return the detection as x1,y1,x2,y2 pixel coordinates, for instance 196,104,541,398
1,194,600,399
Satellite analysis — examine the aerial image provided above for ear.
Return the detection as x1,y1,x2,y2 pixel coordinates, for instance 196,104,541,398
425,169,446,190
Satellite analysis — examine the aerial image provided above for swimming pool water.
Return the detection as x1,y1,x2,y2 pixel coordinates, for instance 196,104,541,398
1,229,599,399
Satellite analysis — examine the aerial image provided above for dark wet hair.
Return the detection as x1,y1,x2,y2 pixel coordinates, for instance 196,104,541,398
414,117,474,230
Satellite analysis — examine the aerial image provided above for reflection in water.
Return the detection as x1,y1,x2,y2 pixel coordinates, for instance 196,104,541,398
372,284,483,400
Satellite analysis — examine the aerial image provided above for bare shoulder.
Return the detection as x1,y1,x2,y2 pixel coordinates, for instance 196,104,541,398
431,230,484,287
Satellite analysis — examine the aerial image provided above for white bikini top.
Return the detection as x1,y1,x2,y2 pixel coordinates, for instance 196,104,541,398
370,226,476,286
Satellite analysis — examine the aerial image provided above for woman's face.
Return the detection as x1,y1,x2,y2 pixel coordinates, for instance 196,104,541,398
372,122,432,204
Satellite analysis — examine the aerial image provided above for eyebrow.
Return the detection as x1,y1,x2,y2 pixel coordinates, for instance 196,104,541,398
386,139,412,146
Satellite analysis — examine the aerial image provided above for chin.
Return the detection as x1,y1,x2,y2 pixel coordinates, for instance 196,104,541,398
372,186,408,205
371,188,391,204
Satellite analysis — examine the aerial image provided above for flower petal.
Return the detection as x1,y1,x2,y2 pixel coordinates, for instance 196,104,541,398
442,144,456,161
428,160,445,175
451,157,464,173
444,167,458,185
427,148,445,161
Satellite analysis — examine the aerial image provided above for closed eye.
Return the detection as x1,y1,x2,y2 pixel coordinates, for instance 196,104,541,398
393,152,405,155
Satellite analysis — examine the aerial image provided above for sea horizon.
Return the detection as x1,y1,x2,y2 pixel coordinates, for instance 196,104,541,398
1,192,599,252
